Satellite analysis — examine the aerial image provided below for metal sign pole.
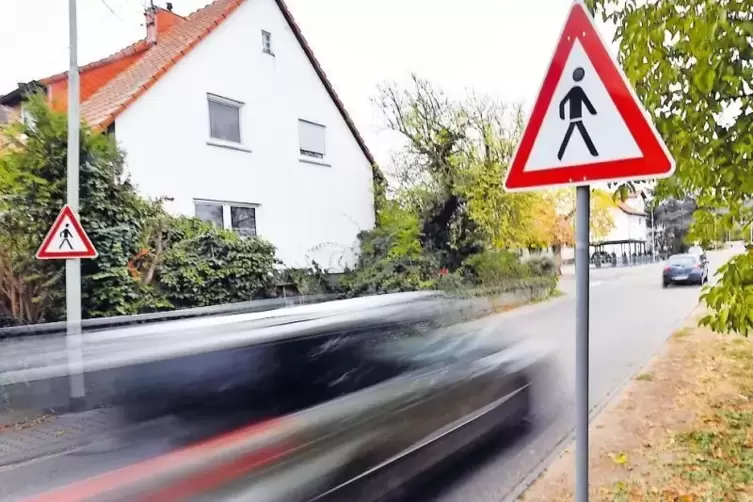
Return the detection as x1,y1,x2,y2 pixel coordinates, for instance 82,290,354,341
575,185,590,502
66,0,85,410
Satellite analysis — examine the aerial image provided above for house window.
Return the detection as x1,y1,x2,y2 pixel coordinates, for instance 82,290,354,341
194,200,258,237
298,119,325,159
262,30,273,55
231,206,257,237
208,94,242,144
195,202,224,228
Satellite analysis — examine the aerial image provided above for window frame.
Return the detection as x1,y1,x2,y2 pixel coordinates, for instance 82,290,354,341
194,199,259,238
207,93,244,147
261,30,273,55
194,201,225,229
230,204,258,238
298,119,327,162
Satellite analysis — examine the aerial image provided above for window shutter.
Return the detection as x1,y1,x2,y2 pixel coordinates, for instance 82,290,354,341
298,120,325,156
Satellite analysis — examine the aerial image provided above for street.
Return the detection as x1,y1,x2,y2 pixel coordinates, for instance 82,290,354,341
416,248,738,502
0,249,738,501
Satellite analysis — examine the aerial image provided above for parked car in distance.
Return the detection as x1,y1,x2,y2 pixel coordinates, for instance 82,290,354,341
662,253,708,287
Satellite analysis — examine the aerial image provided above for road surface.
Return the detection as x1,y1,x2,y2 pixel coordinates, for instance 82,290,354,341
0,249,738,501
415,248,738,502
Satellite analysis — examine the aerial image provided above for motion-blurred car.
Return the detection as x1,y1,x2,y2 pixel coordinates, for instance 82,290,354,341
13,293,556,502
662,253,708,287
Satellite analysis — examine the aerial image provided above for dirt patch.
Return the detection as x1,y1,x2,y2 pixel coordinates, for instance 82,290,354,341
521,306,753,501
0,413,54,433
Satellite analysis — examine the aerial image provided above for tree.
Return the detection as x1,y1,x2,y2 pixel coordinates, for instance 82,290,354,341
588,0,753,335
649,196,698,255
374,76,543,266
536,187,616,274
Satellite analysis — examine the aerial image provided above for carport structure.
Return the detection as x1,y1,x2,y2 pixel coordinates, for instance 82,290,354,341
591,238,652,267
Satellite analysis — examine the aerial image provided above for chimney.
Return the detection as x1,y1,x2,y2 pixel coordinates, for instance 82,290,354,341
167,2,173,11
145,6,157,44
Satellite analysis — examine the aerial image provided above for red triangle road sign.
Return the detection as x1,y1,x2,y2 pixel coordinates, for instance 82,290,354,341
504,0,675,192
36,205,99,260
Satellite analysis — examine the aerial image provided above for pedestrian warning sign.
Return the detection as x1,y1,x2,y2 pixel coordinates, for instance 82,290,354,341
36,205,98,260
504,0,675,192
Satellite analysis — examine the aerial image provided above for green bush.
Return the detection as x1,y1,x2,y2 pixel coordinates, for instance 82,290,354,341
343,201,439,296
456,275,559,298
526,255,556,276
284,262,344,296
461,250,531,285
146,217,279,310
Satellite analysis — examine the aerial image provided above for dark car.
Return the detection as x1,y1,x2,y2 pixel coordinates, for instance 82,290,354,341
10,294,555,502
662,253,708,287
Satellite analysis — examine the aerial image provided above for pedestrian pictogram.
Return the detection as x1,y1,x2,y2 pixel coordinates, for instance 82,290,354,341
59,224,74,250
557,67,598,161
503,0,675,192
36,205,98,260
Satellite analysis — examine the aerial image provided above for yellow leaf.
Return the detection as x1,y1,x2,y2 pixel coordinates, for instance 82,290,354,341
609,451,628,465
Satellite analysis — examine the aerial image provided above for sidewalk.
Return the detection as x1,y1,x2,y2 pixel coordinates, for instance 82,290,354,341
0,408,125,467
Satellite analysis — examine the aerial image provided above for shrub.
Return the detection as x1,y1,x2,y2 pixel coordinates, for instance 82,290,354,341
343,201,439,296
143,216,279,310
284,262,344,296
526,255,556,276
461,250,531,286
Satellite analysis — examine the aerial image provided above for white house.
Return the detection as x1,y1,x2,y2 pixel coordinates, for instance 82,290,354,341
594,192,650,257
0,0,377,272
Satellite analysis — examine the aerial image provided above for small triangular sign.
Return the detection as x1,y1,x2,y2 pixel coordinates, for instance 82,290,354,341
36,205,98,260
504,0,675,192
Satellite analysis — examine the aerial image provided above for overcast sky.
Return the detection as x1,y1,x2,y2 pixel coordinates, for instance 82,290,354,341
0,0,618,168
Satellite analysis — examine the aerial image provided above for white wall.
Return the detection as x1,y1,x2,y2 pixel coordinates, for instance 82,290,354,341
114,0,375,271
598,207,647,255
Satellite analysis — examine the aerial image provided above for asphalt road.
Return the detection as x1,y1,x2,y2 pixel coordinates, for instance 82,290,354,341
0,248,739,501
416,248,740,502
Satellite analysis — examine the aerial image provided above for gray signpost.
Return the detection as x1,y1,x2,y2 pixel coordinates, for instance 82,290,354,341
66,0,85,410
574,185,590,500
503,2,675,500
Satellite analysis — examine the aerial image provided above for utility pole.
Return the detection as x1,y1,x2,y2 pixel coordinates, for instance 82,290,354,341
67,0,85,410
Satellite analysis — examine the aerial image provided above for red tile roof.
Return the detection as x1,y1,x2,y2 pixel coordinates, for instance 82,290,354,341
3,0,375,166
42,40,152,112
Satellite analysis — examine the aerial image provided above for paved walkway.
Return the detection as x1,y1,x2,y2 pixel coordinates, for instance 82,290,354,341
0,408,124,467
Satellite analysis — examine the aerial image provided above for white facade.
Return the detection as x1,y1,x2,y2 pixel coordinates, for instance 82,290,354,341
561,196,649,261
597,196,648,256
113,0,375,271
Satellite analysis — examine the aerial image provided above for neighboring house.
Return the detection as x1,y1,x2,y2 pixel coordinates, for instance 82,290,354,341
595,192,649,256
0,0,377,272
560,191,650,262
